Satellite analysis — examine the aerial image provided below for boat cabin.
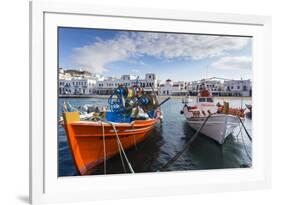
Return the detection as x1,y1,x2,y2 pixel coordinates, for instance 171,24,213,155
197,88,214,103
197,97,214,103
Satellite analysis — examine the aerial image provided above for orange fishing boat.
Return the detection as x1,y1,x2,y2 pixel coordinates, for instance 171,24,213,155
62,82,169,175
63,112,158,175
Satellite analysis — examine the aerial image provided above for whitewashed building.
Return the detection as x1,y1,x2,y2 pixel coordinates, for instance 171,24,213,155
187,78,224,96
59,68,102,95
224,79,252,96
186,78,252,96
59,78,97,95
139,73,158,90
96,77,120,95
95,73,158,95
159,79,187,96
58,68,252,97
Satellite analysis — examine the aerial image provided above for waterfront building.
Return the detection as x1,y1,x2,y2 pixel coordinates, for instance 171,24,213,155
223,79,252,96
186,77,252,96
59,68,102,95
138,73,158,90
59,68,158,95
96,76,120,95
159,79,188,96
96,73,158,95
59,78,97,95
188,78,224,96
58,68,252,97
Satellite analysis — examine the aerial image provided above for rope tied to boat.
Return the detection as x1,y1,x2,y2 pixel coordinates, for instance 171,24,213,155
158,114,213,171
116,132,127,173
240,123,252,161
237,116,252,142
233,121,252,162
109,122,135,174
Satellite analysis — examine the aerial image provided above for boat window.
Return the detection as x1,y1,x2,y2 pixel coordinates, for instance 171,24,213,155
199,98,206,102
207,98,214,102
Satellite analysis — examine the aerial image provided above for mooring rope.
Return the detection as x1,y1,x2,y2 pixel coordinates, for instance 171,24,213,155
110,123,135,173
101,120,127,173
237,116,252,142
116,135,127,173
240,124,252,161
234,121,243,142
158,114,212,171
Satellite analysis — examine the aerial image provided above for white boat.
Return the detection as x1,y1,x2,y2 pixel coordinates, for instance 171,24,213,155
181,88,243,144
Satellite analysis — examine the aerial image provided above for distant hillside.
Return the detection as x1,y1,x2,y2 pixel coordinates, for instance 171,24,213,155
64,69,92,76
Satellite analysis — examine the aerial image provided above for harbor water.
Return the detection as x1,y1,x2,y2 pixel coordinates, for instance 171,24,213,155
58,97,252,177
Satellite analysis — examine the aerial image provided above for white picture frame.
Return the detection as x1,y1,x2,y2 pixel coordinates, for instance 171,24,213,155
30,1,272,204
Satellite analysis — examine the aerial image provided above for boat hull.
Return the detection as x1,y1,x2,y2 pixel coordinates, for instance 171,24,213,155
63,112,158,175
185,114,240,144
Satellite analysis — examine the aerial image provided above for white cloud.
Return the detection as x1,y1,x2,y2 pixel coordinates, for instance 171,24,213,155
71,35,136,73
210,56,252,70
70,32,250,73
131,69,140,73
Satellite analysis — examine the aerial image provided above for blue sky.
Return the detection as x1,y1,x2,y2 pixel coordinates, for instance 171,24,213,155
59,27,252,82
